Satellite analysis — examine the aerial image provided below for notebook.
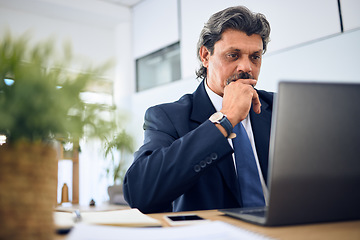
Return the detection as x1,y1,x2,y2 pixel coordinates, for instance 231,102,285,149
54,208,162,233
220,81,360,226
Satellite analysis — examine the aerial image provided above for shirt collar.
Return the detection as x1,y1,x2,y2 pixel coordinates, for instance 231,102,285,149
204,80,223,112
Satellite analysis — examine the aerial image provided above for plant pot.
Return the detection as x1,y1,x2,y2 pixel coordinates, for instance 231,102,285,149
107,184,128,205
0,141,58,240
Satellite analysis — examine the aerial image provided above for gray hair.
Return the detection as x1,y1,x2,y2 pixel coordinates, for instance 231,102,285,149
196,6,271,80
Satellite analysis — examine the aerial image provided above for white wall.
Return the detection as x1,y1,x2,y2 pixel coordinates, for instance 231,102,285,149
0,1,122,75
258,29,360,92
133,0,179,58
341,0,360,31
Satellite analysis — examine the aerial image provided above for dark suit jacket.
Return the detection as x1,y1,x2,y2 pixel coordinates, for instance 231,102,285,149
123,80,274,213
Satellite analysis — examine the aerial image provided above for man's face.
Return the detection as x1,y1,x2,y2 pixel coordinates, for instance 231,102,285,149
200,29,263,96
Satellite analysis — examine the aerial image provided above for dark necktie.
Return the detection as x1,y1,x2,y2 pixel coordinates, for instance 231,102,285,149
232,122,265,207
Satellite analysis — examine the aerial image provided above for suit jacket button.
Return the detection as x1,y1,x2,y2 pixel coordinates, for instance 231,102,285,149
205,157,212,164
194,165,201,172
200,161,206,168
210,153,218,160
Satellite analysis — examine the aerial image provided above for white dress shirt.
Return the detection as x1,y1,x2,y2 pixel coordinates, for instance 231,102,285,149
204,81,269,205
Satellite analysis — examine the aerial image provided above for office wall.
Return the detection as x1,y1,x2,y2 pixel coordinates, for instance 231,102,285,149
132,0,179,59
131,0,360,150
341,0,360,31
0,6,118,73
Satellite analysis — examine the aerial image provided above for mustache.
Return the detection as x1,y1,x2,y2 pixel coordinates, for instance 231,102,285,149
226,72,254,85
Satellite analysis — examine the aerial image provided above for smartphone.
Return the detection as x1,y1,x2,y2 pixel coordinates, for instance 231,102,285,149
163,214,209,226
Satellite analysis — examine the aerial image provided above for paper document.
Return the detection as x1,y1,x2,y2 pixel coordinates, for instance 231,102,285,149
54,208,161,230
66,221,273,240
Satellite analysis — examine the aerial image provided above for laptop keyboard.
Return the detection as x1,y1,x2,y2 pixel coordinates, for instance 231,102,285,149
240,208,267,217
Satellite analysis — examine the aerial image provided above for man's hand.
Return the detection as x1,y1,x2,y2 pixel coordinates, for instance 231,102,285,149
221,78,261,127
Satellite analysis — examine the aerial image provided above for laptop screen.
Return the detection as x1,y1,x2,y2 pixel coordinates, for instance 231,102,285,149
266,81,360,225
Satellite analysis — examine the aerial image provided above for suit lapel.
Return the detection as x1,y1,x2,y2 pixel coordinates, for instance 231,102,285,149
190,81,215,124
190,80,242,206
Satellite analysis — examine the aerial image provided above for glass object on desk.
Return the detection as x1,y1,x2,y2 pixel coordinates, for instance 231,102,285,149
58,159,73,204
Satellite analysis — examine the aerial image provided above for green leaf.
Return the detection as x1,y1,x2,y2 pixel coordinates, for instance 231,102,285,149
0,31,114,144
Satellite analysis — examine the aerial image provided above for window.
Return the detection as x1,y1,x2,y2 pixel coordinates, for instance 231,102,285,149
136,42,181,92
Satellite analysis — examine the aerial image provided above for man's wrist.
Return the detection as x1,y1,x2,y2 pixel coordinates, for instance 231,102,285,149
209,112,236,138
214,124,228,138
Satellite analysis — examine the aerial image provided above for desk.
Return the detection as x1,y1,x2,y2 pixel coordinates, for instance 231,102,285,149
56,209,360,240
148,210,360,240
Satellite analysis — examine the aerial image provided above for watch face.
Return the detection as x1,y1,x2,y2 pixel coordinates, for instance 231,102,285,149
209,112,224,122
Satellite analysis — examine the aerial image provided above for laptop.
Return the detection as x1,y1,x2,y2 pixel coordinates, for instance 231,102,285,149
220,81,360,226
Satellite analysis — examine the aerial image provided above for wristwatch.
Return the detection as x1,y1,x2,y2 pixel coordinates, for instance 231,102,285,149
209,112,236,139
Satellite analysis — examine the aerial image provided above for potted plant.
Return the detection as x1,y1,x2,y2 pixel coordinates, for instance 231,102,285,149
0,32,114,239
104,129,134,205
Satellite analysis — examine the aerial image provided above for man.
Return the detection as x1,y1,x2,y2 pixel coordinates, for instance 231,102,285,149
124,6,273,213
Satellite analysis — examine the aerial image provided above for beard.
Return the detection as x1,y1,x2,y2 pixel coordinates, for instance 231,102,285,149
226,72,254,85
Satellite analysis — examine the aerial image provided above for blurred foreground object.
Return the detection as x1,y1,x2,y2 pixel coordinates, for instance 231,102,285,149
0,31,114,240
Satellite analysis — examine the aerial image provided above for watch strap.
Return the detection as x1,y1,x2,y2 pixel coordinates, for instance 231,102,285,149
219,115,233,138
